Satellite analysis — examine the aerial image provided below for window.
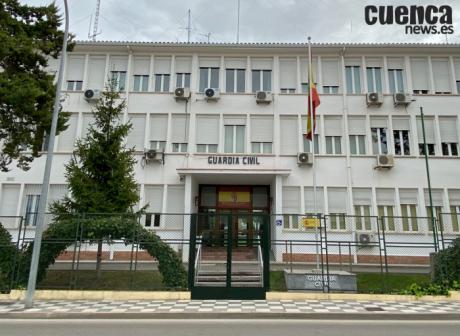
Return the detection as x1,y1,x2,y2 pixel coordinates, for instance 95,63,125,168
224,125,245,153
133,75,149,92
172,143,188,153
394,130,410,155
176,73,191,88
155,74,170,92
24,195,40,226
303,134,319,154
426,206,442,231
199,67,219,92
252,70,272,92
280,88,296,94
145,213,161,227
345,66,361,94
401,204,418,231
350,135,366,155
457,81,460,93
301,83,309,93
419,143,435,156
442,143,459,156
323,86,339,94
378,205,395,231
150,141,166,151
251,142,272,154
388,69,404,93
325,136,342,155
413,89,429,95
226,69,245,93
366,67,382,92
110,71,126,91
371,127,388,154
354,205,372,231
66,80,83,91
329,213,346,230
283,215,299,230
450,205,460,232
197,144,218,153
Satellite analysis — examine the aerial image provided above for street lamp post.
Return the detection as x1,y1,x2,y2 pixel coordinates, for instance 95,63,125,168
24,0,70,308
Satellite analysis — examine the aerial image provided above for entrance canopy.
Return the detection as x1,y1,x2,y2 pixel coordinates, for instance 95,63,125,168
176,168,291,184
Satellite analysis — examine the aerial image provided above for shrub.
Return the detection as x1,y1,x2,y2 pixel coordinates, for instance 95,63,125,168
433,237,460,286
0,223,18,292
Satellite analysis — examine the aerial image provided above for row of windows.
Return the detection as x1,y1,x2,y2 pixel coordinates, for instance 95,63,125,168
65,55,460,95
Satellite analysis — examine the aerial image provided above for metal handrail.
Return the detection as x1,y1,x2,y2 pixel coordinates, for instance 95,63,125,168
256,235,263,285
194,236,202,282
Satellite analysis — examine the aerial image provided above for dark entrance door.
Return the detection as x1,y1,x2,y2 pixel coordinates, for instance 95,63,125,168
188,212,270,300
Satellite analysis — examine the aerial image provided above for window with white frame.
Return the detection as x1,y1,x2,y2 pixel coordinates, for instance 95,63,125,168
280,116,298,155
199,67,219,92
279,58,297,94
345,66,361,94
226,69,245,93
393,130,410,155
144,185,163,227
110,71,126,91
196,115,219,153
349,116,366,155
224,125,245,153
176,73,191,88
416,117,436,156
426,206,442,231
388,69,404,93
371,127,388,154
349,135,366,155
196,144,218,153
325,136,342,154
252,70,272,92
457,81,460,93
401,204,418,232
250,116,273,154
354,205,372,231
149,114,167,151
424,190,443,232
283,187,300,229
280,88,296,94
377,189,395,231
172,143,188,153
251,142,272,154
324,116,342,155
303,134,319,154
133,75,149,92
366,67,382,92
24,194,40,226
66,80,83,91
328,188,347,231
439,117,459,157
154,74,170,92
322,59,340,94
411,58,430,94
323,86,339,94
450,205,460,232
150,141,166,151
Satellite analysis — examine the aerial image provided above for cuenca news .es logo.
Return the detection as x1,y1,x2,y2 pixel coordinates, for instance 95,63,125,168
365,5,454,35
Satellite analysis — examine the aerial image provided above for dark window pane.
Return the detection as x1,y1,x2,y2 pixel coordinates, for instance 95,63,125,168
199,68,208,92
210,68,219,88
237,69,245,92
252,70,260,92
184,73,191,88
226,69,234,93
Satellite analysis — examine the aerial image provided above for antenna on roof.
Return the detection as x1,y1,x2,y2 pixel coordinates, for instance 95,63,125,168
186,9,192,43
199,32,211,43
88,0,102,41
236,0,240,43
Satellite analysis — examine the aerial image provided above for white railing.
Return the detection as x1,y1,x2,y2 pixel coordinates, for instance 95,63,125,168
256,235,264,285
194,235,202,282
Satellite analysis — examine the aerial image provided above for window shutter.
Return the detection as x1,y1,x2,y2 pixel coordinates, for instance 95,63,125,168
154,57,171,74
300,57,318,83
48,184,68,210
280,116,298,154
171,115,188,143
454,58,460,80
392,117,410,131
399,189,418,204
58,114,78,151
199,57,220,68
387,57,404,69
424,189,443,206
224,116,246,125
327,188,347,213
370,117,388,128
345,58,361,66
225,58,246,69
353,188,372,206
21,184,42,214
127,114,146,150
0,184,20,216
448,190,460,205
109,56,128,71
416,117,435,143
282,187,300,213
66,55,85,81
322,59,340,86
150,114,168,141
301,115,320,134
376,189,395,206
438,117,458,142
167,185,185,213
144,185,163,212
324,116,342,136
87,56,106,89
175,57,192,73
432,58,451,92
366,58,383,68
133,56,150,75
81,114,95,139
251,58,273,70
251,116,273,142
196,115,219,144
279,58,297,88
348,116,366,135
304,187,324,213
411,58,430,90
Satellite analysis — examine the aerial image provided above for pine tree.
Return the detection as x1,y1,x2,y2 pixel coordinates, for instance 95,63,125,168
0,0,73,172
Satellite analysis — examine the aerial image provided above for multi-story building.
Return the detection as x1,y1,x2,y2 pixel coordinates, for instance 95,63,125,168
1,41,460,263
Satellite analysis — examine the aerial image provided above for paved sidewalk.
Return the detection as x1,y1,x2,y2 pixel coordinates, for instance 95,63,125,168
1,299,460,317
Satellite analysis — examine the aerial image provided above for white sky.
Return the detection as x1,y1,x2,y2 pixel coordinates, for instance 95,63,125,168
22,0,460,43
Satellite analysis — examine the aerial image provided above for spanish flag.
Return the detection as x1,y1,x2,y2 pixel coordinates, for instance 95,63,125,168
305,56,320,141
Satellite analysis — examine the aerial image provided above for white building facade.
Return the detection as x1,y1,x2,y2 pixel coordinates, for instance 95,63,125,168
1,42,460,262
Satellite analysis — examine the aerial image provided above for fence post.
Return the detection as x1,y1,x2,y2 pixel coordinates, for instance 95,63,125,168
187,214,197,290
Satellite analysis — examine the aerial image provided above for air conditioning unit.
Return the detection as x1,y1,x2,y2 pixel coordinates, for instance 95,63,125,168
356,233,374,245
256,91,273,104
204,88,220,101
366,92,383,106
297,152,313,166
393,93,412,106
174,87,191,100
144,149,164,164
375,154,394,169
83,89,101,102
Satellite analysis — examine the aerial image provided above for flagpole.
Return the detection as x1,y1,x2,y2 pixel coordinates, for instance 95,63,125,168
308,36,319,270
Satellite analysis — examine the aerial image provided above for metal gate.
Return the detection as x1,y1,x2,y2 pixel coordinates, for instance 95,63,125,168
188,213,270,299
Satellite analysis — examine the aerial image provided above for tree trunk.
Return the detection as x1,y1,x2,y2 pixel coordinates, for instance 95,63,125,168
96,240,103,279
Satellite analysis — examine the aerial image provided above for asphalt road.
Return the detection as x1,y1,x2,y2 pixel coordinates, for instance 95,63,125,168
0,319,459,336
